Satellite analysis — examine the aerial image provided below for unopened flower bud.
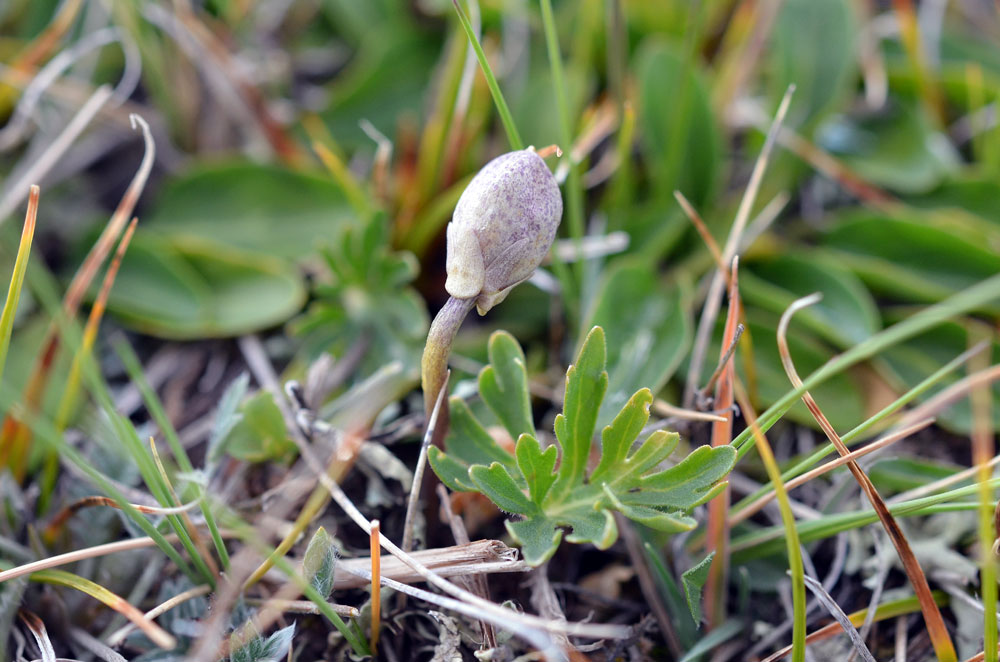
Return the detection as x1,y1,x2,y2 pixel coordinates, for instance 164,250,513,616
445,148,562,314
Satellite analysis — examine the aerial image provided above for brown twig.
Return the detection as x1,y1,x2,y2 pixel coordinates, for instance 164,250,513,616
704,257,741,628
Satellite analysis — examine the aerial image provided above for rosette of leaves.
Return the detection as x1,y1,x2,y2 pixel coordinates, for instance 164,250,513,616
428,327,737,565
295,213,428,375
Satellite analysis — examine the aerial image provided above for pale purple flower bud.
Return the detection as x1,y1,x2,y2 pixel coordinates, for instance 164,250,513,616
444,148,562,315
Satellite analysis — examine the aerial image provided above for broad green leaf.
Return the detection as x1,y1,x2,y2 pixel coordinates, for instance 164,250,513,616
636,38,721,208
219,391,297,463
553,326,608,493
107,234,306,339
770,0,856,126
682,552,715,626
632,445,737,509
587,259,691,426
479,331,534,440
816,102,959,193
302,527,338,599
513,62,592,151
143,163,352,260
515,434,558,506
822,212,1000,312
742,252,880,348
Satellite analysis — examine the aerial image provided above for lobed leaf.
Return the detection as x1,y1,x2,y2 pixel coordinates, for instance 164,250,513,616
515,434,557,505
479,331,535,440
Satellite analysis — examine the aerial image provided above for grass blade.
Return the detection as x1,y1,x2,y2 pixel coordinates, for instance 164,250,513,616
451,0,523,151
0,184,37,384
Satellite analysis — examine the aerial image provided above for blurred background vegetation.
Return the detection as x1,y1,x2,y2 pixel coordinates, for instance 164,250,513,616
2,0,1000,660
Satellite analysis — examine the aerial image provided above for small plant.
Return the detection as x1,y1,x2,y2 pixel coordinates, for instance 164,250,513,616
421,148,562,424
429,326,737,565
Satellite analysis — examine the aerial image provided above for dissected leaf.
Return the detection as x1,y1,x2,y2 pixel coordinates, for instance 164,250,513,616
479,331,534,440
682,552,715,626
587,260,691,425
430,326,736,566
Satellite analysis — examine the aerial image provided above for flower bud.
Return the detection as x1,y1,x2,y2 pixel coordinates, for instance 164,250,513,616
445,148,562,315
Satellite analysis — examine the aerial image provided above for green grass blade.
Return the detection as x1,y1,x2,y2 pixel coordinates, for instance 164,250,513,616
733,272,1000,457
114,339,231,570
451,0,523,151
0,185,38,384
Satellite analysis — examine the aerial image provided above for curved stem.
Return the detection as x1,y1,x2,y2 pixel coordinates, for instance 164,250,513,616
421,296,476,439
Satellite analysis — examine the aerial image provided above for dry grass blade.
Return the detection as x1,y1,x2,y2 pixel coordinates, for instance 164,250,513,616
0,85,112,224
674,190,724,274
30,569,175,649
776,293,957,662
402,372,448,553
370,519,381,654
0,112,153,478
970,327,998,662
801,575,876,662
729,418,936,527
705,257,741,627
43,494,205,543
293,435,627,651
106,584,212,647
761,591,950,662
19,610,56,662
684,84,794,408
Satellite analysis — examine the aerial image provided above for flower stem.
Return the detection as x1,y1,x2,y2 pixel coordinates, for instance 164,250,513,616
421,296,476,441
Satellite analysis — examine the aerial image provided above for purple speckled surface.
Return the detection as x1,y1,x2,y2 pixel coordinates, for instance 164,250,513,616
445,149,562,313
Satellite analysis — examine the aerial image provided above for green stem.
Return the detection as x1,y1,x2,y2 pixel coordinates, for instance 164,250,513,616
421,296,476,424
452,0,523,151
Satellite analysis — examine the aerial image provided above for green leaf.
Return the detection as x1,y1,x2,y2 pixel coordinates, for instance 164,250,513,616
590,388,653,484
822,212,1000,311
515,434,558,506
144,163,352,260
636,38,721,208
587,260,691,425
741,252,880,348
231,623,295,662
219,391,297,463
427,446,477,492
469,463,535,516
479,331,534,440
106,233,306,339
770,0,856,126
207,373,249,464
553,326,608,494
445,397,517,470
302,527,338,599
682,552,715,626
506,515,563,567
816,102,959,193
429,327,735,566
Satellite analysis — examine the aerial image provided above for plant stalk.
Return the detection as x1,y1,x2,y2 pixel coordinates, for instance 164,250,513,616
421,296,476,444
